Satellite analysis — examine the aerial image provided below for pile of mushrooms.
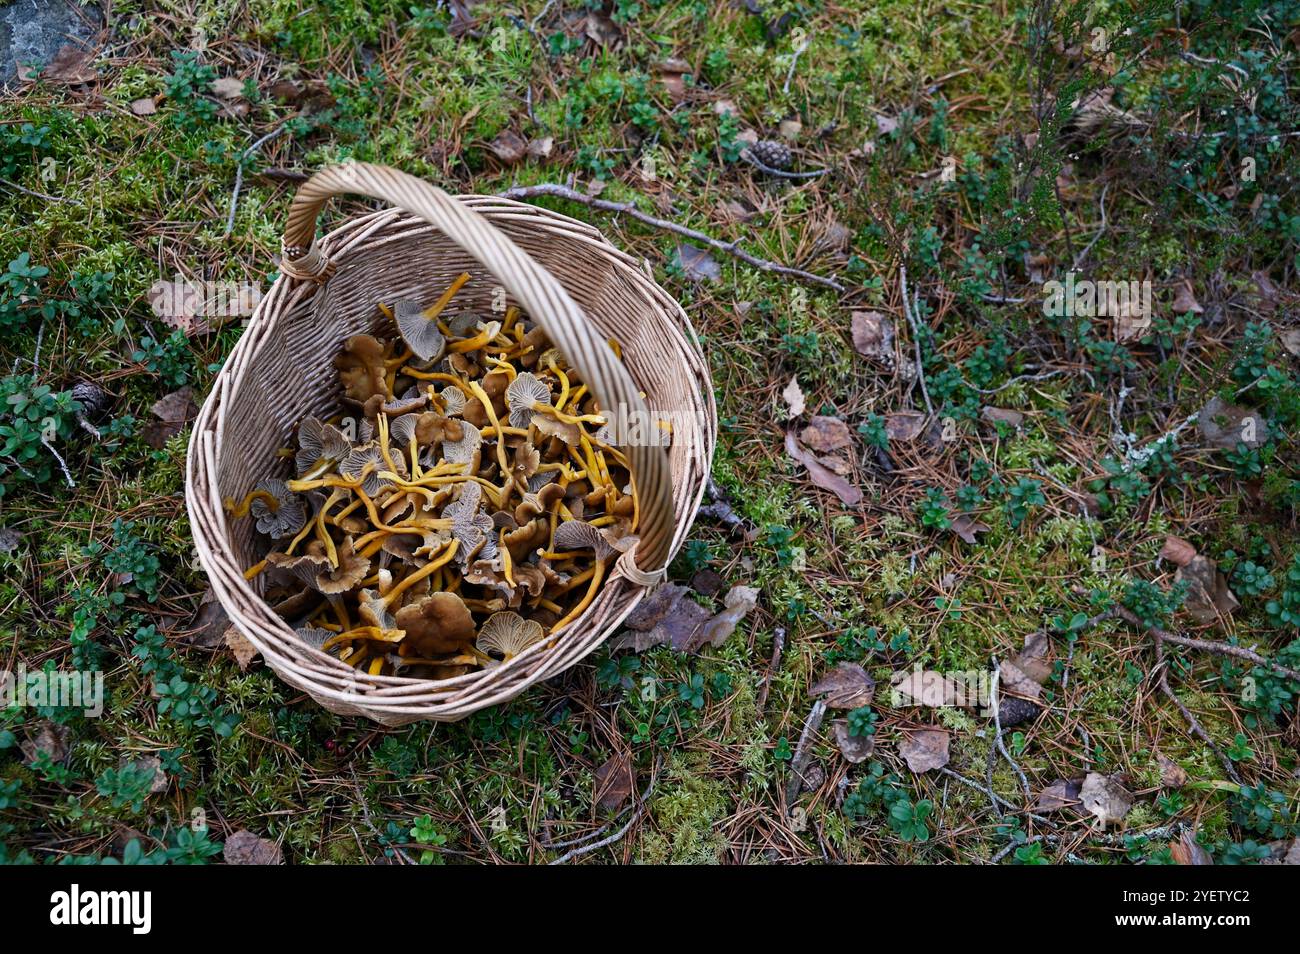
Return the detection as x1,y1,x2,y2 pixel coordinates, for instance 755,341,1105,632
226,274,640,679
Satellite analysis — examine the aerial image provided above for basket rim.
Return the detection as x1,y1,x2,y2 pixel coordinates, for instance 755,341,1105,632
185,193,716,718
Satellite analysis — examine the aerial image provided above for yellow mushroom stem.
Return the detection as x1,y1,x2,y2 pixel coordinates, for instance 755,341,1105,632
479,425,532,439
329,594,352,632
484,355,517,381
376,414,399,476
500,305,519,334
315,489,342,567
536,402,605,427
321,626,405,653
223,488,280,517
329,496,365,525
546,356,571,410
537,597,563,614
607,337,622,359
406,436,422,480
448,326,497,354
243,558,267,580
424,271,471,321
499,531,516,587
550,558,606,635
564,384,589,411
400,367,470,387
379,539,460,607
550,564,597,594
465,379,513,491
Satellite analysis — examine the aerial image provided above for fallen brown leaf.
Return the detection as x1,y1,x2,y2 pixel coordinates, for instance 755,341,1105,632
225,627,260,670
781,376,805,418
1170,829,1213,865
144,388,198,449
593,751,634,814
885,410,927,441
1079,772,1132,826
223,829,283,865
810,662,875,709
42,45,98,84
1033,777,1083,812
833,720,875,763
1157,753,1188,789
784,431,862,506
1176,555,1239,624
800,415,852,453
981,406,1024,428
850,309,894,364
674,243,721,282
693,585,759,650
489,130,529,165
1198,396,1269,450
1171,278,1203,314
1159,535,1198,568
949,514,990,544
898,728,949,773
129,97,157,116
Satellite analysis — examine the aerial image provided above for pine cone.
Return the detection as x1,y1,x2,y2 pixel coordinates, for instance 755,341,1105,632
71,380,111,419
749,139,793,171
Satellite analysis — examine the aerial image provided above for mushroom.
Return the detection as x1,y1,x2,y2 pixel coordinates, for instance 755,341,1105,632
334,334,389,404
295,626,337,655
476,611,544,660
439,385,467,416
266,545,332,589
394,591,477,655
509,441,540,491
315,537,371,594
533,413,581,446
296,416,352,478
549,521,638,633
506,372,552,429
444,482,494,562
248,478,306,539
393,298,447,363
441,420,483,472
341,442,404,496
415,411,463,447
514,481,565,524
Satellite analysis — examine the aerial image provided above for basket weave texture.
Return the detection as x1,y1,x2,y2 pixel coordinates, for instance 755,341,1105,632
186,164,715,725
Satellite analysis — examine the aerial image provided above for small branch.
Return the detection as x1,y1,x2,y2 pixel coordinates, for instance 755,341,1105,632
0,176,81,205
224,124,289,238
499,183,845,292
1153,634,1241,784
41,437,75,488
740,147,831,179
899,265,934,417
756,625,787,712
549,765,658,865
1114,607,1300,683
784,699,827,810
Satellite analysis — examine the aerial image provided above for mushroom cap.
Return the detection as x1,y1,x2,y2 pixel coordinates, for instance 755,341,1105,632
294,626,334,653
341,443,405,496
447,312,483,337
510,442,541,487
506,372,552,429
334,334,389,403
441,420,482,469
389,413,421,447
250,478,306,539
414,412,462,447
476,611,544,659
394,299,448,363
439,385,467,416
533,413,581,445
394,591,477,655
553,520,638,563
357,588,396,632
296,416,351,475
266,545,332,588
514,480,566,523
315,537,371,594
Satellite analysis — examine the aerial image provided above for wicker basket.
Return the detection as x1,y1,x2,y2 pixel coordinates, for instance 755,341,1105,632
185,163,715,725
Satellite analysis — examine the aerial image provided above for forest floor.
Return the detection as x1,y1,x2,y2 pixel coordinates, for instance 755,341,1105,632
1,0,1298,864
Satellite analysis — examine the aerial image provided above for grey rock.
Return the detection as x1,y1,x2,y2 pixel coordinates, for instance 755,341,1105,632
1,0,101,87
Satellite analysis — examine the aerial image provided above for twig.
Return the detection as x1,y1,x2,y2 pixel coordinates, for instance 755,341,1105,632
782,37,808,94
498,183,845,292
0,176,80,205
989,661,1032,806
549,765,659,865
740,147,831,179
784,699,827,810
1072,182,1110,269
756,625,786,712
898,265,934,417
41,437,75,488
224,124,289,238
1114,606,1300,683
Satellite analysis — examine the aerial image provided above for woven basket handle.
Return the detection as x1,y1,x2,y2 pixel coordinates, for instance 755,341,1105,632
280,162,673,577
